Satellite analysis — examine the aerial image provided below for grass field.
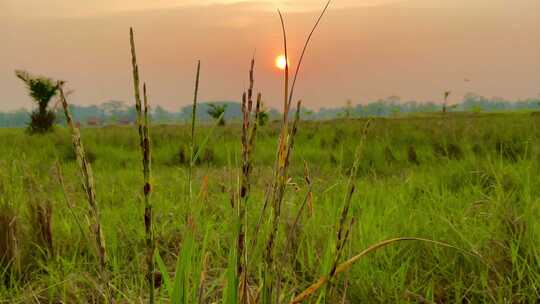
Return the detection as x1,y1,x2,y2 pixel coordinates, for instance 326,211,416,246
0,113,539,303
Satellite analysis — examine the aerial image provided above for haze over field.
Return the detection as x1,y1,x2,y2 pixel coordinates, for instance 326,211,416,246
2,0,539,111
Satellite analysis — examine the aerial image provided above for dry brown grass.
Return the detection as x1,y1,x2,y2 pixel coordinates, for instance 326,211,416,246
0,206,19,275
290,237,479,303
23,171,55,259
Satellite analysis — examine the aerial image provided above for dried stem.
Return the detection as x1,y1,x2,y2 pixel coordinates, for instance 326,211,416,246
130,28,144,154
290,237,482,303
261,2,331,301
238,57,261,303
189,61,201,203
130,28,155,304
58,83,108,283
288,0,332,109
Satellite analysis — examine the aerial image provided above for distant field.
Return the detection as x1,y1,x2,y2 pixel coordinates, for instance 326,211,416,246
1,113,539,302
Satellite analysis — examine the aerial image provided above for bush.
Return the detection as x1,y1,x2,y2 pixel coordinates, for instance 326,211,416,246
27,110,56,134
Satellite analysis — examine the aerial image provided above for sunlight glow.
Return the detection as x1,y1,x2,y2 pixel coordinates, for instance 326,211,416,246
275,54,288,70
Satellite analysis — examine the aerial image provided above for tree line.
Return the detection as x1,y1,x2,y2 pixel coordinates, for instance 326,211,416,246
3,94,540,129
3,71,540,129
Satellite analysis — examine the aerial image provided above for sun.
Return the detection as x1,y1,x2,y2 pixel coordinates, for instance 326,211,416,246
275,54,288,70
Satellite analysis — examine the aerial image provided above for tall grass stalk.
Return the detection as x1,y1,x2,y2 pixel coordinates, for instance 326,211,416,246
129,28,145,161
237,57,261,302
327,122,370,287
260,14,291,302
262,2,331,301
263,101,301,303
287,0,332,108
189,61,201,204
142,84,155,302
129,28,156,304
58,83,108,284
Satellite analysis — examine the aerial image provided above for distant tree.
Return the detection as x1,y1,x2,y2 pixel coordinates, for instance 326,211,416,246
153,105,170,123
101,100,127,123
207,103,227,126
15,70,60,133
343,99,353,119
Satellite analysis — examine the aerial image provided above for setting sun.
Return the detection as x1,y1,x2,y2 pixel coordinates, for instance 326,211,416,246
275,54,288,70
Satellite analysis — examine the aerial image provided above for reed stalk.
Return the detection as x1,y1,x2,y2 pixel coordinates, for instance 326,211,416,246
189,61,201,204
263,100,301,304
260,14,290,302
129,28,156,304
287,0,332,109
129,28,144,157
261,2,331,301
238,57,261,303
58,83,108,282
142,84,155,302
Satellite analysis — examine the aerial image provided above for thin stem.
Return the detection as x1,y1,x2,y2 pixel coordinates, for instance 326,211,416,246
288,0,332,109
189,60,201,204
58,83,109,298
142,83,154,304
290,237,484,303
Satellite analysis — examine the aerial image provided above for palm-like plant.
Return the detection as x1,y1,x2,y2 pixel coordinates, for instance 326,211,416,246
15,70,59,133
206,103,227,126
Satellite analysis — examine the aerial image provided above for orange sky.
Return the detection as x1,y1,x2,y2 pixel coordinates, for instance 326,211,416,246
2,0,539,111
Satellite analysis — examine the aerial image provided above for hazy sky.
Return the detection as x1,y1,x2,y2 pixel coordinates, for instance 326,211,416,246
2,0,539,111
3,0,401,16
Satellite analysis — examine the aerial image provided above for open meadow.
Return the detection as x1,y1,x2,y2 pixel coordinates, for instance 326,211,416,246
2,0,540,302
1,113,539,303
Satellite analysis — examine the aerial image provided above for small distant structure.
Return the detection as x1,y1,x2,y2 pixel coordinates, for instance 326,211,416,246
118,117,132,125
87,117,102,127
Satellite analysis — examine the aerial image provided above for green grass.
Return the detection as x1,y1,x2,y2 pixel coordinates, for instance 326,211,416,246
0,112,539,303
